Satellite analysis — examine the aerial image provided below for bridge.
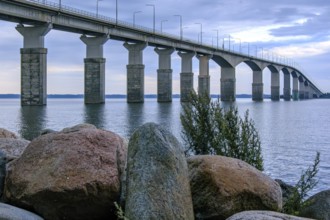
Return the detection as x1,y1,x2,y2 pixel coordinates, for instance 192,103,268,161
0,0,324,105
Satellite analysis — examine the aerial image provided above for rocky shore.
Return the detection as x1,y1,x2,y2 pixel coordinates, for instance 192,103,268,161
0,124,328,220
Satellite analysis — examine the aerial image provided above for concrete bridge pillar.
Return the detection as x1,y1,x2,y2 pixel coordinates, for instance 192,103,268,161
155,47,174,102
80,35,108,104
197,54,212,96
283,73,291,101
309,87,314,99
221,67,236,101
178,51,195,102
124,42,147,103
299,81,305,99
271,71,280,101
304,83,309,99
252,70,263,101
16,23,52,105
292,77,299,101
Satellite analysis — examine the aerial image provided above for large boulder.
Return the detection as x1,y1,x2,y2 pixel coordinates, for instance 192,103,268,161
188,155,282,220
0,128,18,139
0,138,30,162
299,189,330,220
4,124,127,220
125,123,194,220
0,151,6,197
0,202,43,220
226,210,313,220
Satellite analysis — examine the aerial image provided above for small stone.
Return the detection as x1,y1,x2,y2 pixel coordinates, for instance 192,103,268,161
226,210,313,220
0,202,43,220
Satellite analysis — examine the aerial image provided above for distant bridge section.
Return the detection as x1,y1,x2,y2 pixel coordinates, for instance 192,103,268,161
0,0,323,105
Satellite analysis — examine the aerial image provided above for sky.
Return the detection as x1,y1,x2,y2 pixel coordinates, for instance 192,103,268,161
0,0,329,95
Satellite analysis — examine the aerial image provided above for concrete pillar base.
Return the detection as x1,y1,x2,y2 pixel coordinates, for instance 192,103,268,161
180,72,194,102
292,89,299,101
221,78,236,101
127,64,144,103
198,75,210,96
252,83,263,101
271,86,280,101
305,92,309,99
283,88,291,101
299,91,305,100
21,48,47,106
84,58,106,104
157,69,172,102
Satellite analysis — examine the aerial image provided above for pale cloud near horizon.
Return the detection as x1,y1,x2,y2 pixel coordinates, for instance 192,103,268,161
0,0,329,94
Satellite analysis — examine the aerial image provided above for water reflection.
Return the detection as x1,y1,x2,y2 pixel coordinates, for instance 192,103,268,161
19,106,47,140
84,104,106,129
157,102,173,130
126,103,145,137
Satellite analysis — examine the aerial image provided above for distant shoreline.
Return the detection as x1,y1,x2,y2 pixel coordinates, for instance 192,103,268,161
0,94,271,99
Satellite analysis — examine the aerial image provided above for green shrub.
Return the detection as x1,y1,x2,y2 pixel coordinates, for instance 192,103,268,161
181,92,263,171
283,151,320,215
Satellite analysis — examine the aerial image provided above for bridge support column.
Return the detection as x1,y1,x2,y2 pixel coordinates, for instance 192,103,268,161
283,73,291,101
304,84,309,99
252,70,263,101
80,35,108,104
124,42,147,103
299,81,305,99
221,67,236,101
178,51,195,102
16,23,52,106
155,47,174,102
271,71,280,101
197,54,212,96
292,77,299,101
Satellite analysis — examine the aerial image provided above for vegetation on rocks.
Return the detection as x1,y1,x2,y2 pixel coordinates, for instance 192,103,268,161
283,151,320,215
181,92,264,170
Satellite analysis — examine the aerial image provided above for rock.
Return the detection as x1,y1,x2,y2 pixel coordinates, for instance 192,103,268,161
188,155,282,220
4,124,127,220
299,189,330,220
40,129,57,136
0,151,6,197
61,123,97,133
0,128,18,139
125,123,194,220
226,210,313,220
275,179,297,206
0,138,30,162
0,202,43,220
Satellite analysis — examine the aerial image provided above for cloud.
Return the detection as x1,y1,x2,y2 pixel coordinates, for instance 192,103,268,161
272,40,330,58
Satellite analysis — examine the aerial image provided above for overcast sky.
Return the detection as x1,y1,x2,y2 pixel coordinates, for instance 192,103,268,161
0,0,329,94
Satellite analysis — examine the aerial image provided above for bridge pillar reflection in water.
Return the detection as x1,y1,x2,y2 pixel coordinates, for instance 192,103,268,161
80,35,108,104
221,66,236,101
197,54,212,96
271,70,280,101
16,23,52,106
292,76,299,101
252,70,263,101
124,42,147,103
155,47,174,102
178,51,195,102
283,72,291,101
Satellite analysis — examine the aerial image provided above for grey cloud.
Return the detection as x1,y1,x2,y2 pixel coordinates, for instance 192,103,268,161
270,8,330,37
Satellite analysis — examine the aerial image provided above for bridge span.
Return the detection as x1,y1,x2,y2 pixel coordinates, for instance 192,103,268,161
0,0,323,105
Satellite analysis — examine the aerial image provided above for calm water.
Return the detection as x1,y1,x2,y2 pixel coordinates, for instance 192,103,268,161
0,98,329,195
